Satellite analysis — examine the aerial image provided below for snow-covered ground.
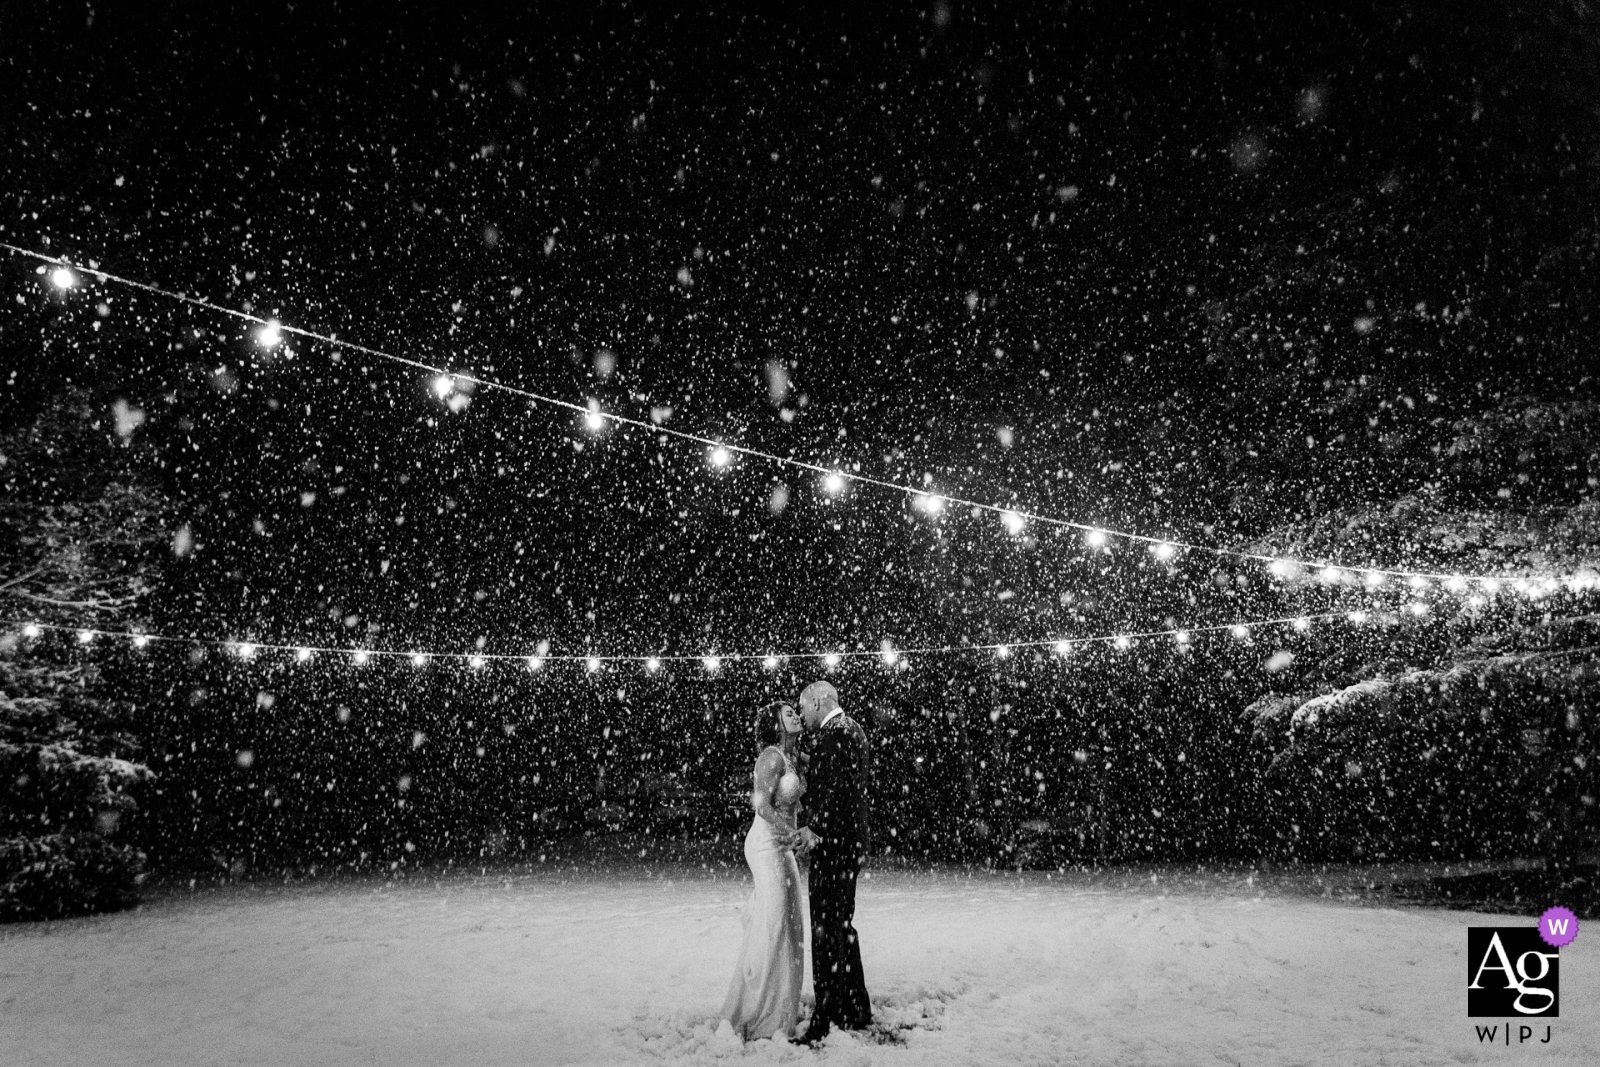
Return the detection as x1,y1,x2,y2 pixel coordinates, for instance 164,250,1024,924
2,863,1592,1066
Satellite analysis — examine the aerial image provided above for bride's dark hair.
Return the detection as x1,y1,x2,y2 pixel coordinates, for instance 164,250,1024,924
753,702,790,752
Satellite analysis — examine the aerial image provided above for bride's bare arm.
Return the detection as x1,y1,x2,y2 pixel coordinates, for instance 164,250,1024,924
750,747,795,836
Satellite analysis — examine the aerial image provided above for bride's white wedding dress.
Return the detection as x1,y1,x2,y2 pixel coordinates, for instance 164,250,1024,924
720,747,807,1040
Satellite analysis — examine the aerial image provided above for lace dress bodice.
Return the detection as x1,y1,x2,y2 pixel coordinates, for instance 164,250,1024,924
764,748,805,816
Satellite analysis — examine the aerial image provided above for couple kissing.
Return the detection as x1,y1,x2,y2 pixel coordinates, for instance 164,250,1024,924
719,680,872,1045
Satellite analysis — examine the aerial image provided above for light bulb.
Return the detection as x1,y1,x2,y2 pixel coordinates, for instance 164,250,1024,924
1293,617,1311,632
257,320,282,348
236,642,257,660
1151,541,1176,562
1114,635,1131,650
295,647,313,662
77,629,94,644
468,655,486,670
352,650,371,665
527,656,543,671
1319,566,1344,584
823,653,841,669
762,655,780,671
1230,625,1249,639
1174,631,1190,645
996,644,1011,659
1348,610,1368,624
411,653,428,667
132,634,150,648
586,656,602,673
49,266,76,290
703,655,720,673
708,446,731,468
1364,571,1385,588
823,472,846,495
1002,511,1026,535
1085,529,1107,549
22,623,41,639
431,374,454,398
1054,640,1072,656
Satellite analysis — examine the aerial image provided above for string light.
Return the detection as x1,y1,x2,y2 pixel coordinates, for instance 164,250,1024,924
1319,566,1344,584
1001,511,1027,535
11,610,1463,676
1151,541,1177,562
431,374,454,399
4,241,1592,592
1481,578,1502,595
823,472,846,495
913,492,944,515
708,446,732,469
1408,602,1429,616
257,320,282,348
1364,570,1385,589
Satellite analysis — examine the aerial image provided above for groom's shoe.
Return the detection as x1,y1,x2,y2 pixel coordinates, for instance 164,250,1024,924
796,1020,830,1046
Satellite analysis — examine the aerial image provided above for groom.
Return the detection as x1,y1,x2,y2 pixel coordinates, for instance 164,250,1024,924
794,680,872,1042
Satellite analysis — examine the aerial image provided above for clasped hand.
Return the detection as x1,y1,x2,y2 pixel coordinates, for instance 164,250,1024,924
788,827,820,855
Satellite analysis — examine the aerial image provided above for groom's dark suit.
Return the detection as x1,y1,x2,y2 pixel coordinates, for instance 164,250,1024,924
805,710,872,1037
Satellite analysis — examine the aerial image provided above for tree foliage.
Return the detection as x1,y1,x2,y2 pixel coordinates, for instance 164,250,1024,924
0,390,165,921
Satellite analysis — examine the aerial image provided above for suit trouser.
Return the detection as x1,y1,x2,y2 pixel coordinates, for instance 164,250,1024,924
808,847,871,1031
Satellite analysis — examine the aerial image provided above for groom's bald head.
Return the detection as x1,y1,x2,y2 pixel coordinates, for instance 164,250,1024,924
797,681,839,730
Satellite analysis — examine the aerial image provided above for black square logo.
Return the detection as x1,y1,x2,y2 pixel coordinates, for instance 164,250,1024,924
1467,927,1559,1017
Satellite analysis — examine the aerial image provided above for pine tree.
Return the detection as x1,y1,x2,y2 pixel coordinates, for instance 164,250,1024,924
1,389,165,921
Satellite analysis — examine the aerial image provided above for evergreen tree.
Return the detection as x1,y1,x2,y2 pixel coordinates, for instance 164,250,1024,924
1,389,165,921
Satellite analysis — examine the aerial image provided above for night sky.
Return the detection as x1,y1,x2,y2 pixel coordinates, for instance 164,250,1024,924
3,2,1595,664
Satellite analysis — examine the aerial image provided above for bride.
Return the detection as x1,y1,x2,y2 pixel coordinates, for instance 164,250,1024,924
720,701,808,1040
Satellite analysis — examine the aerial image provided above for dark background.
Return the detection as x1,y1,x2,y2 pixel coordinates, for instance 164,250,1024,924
1,2,1595,878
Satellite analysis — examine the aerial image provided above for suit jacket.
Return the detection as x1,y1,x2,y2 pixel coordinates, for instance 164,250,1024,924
808,712,871,859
